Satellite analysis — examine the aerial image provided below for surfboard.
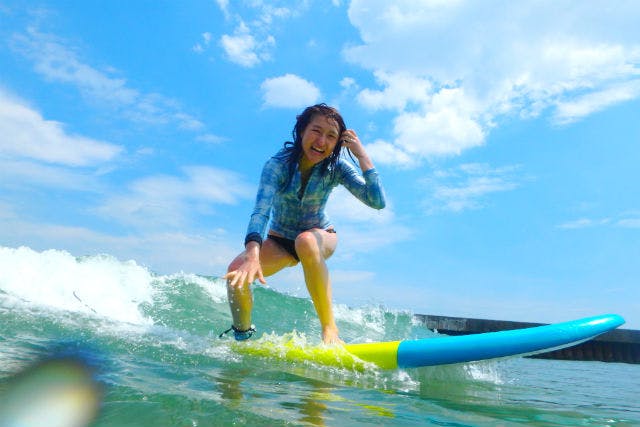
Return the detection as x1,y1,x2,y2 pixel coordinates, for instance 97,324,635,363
233,314,625,370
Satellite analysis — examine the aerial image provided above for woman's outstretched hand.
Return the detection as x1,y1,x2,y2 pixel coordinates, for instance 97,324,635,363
223,242,266,287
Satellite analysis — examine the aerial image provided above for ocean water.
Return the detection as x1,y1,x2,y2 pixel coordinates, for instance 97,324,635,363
1,246,638,427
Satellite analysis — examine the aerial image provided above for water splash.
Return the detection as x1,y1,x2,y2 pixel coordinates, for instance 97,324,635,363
0,246,154,325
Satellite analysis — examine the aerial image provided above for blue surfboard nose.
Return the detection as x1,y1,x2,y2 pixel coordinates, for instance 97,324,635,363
397,314,625,368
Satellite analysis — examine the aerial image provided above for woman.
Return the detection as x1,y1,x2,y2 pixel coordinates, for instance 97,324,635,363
223,104,386,344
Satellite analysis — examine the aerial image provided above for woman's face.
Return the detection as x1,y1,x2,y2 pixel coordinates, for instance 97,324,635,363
300,114,340,168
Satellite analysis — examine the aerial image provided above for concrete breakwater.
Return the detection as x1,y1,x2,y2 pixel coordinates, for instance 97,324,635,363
414,314,639,364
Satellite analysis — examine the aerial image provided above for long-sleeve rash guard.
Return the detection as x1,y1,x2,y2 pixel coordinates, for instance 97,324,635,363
245,148,386,245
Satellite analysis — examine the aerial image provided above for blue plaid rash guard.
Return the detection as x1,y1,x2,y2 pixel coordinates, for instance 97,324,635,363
245,148,386,245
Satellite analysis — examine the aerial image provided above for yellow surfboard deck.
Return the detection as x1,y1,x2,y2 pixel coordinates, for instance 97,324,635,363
231,332,399,371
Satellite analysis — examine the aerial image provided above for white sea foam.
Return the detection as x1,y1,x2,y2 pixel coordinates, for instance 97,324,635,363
334,303,388,334
159,272,228,304
0,246,154,325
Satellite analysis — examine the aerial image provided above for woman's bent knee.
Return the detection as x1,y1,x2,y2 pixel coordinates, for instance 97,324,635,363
295,231,322,260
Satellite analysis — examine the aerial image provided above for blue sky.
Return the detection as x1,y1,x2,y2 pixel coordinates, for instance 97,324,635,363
1,1,639,328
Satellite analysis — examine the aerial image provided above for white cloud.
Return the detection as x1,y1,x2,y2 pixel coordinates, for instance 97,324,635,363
617,218,640,228
11,26,205,131
393,90,485,157
196,133,227,145
340,77,357,90
256,5,293,26
193,32,213,53
11,27,137,105
215,2,310,67
261,74,321,108
220,32,256,65
423,163,521,213
0,159,102,191
226,2,300,29
220,21,274,67
218,3,294,68
357,71,432,112
345,1,640,165
95,166,254,229
558,218,602,229
364,140,415,168
363,86,485,159
554,79,640,124
216,0,231,20
0,91,121,167
559,214,640,229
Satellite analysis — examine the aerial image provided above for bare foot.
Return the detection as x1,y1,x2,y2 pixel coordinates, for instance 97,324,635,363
322,326,344,345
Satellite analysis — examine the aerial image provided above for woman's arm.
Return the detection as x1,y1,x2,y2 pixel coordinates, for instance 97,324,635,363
341,129,374,172
225,156,284,287
244,156,284,245
339,130,386,209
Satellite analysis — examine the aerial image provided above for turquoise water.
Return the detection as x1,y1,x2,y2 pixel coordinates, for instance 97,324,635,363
1,246,638,426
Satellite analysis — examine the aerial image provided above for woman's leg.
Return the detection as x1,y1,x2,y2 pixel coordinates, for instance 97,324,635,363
295,229,339,344
226,238,298,331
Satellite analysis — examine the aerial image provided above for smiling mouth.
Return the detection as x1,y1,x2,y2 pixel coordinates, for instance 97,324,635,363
311,146,325,154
